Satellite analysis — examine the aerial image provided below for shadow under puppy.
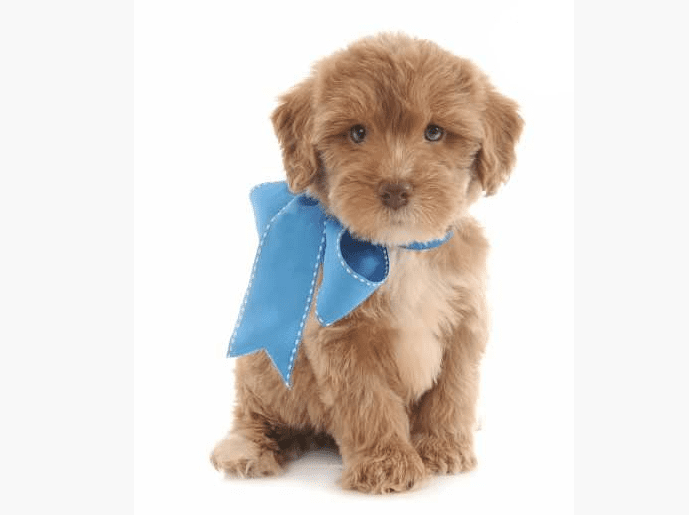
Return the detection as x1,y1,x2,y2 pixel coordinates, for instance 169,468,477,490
211,33,523,494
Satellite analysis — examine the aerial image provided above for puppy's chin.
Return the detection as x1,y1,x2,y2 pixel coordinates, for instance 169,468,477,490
329,199,466,247
366,223,452,247
335,209,455,247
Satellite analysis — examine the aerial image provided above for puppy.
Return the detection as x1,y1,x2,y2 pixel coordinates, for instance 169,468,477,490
211,33,523,494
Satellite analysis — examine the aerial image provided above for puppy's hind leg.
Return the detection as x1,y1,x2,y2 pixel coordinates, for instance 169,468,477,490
210,407,285,478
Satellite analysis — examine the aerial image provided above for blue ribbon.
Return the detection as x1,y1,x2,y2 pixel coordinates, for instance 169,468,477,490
228,181,452,386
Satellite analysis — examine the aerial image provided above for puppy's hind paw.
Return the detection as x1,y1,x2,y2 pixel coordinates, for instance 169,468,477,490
210,433,283,478
413,434,477,474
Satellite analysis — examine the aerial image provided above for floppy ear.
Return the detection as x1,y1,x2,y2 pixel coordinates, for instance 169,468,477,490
271,79,320,193
474,86,524,196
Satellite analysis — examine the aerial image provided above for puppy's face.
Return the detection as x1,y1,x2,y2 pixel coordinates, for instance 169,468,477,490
272,34,523,245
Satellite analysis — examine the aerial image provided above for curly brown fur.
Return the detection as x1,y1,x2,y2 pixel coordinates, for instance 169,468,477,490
211,33,523,493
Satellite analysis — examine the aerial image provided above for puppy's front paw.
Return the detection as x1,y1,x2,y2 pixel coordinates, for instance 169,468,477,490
413,434,477,474
341,443,426,494
210,433,282,478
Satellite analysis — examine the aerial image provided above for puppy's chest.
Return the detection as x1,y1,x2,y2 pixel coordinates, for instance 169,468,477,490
380,249,459,401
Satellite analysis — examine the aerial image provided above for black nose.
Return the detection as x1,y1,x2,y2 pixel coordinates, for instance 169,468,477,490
379,181,411,209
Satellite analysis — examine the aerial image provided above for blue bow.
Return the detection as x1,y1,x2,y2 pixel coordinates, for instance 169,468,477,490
228,181,453,386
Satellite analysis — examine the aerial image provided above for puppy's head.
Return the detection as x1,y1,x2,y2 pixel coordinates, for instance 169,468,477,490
272,33,523,245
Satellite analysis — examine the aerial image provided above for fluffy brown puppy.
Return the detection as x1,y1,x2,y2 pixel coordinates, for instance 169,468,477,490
211,33,523,494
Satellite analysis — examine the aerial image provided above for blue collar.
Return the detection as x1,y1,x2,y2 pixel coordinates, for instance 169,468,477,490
227,181,453,386
401,231,453,250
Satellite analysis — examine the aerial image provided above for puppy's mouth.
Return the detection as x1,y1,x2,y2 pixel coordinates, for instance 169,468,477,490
387,212,406,226
328,179,456,247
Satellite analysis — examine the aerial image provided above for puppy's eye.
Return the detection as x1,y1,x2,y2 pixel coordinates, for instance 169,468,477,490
424,124,444,142
349,125,367,144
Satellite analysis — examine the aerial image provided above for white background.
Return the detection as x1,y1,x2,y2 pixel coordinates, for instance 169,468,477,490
4,1,689,514
133,1,573,513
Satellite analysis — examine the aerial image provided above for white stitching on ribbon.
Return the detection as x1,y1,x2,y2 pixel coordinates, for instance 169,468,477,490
228,198,295,355
334,228,387,288
284,223,327,386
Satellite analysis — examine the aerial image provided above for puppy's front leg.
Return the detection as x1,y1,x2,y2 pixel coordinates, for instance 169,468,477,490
411,304,488,474
305,320,426,494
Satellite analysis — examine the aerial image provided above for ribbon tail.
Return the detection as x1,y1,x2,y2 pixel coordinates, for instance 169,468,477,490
228,196,326,386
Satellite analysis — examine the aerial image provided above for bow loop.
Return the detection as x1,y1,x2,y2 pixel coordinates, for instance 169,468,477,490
316,218,388,326
249,182,295,235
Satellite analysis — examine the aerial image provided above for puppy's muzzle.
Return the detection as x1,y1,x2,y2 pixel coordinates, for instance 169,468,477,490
378,181,412,210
